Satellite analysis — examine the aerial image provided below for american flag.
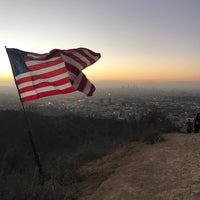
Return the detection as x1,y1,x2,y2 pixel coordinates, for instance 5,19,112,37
6,48,101,102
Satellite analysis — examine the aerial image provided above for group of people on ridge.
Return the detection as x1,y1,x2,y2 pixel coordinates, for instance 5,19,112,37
186,113,200,133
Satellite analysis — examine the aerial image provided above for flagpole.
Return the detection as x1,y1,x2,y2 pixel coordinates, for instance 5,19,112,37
5,46,44,183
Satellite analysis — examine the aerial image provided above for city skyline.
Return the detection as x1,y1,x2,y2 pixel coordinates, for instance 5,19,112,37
0,0,200,86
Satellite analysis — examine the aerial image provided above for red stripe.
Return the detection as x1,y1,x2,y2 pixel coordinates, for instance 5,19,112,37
19,77,71,93
16,67,67,84
77,74,87,92
87,84,95,96
62,48,100,57
64,63,80,76
84,48,101,58
26,57,63,71
31,68,67,79
17,76,32,84
21,87,75,102
62,51,87,69
62,49,74,54
76,49,96,66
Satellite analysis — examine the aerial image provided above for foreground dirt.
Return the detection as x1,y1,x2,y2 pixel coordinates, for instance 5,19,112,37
77,133,200,200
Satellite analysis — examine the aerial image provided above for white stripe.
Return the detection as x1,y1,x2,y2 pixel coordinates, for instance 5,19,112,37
15,62,66,81
61,54,84,70
81,49,99,61
25,56,60,67
27,53,47,59
20,82,72,98
72,51,90,66
72,73,83,89
83,80,92,95
18,72,70,89
68,71,76,81
16,71,31,81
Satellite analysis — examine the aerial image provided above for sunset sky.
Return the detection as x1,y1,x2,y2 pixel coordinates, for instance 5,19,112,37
0,0,200,86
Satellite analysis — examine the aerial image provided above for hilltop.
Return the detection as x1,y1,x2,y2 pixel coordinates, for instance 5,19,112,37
76,133,200,200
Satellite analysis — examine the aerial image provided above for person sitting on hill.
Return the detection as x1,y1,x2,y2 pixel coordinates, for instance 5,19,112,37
194,113,200,133
186,119,193,133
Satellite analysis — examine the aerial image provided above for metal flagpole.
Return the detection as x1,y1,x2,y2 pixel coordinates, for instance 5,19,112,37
5,46,44,183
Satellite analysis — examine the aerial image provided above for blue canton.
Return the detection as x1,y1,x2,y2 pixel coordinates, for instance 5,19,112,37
7,48,29,76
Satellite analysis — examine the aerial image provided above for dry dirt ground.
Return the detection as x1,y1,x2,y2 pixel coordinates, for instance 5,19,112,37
76,133,200,200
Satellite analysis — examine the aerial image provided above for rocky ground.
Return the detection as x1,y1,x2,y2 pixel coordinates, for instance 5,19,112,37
76,133,200,200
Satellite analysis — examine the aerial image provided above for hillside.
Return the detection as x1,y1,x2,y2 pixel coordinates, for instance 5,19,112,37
0,110,178,199
76,133,200,200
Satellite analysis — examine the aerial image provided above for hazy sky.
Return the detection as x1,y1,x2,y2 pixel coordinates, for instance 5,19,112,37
0,0,200,86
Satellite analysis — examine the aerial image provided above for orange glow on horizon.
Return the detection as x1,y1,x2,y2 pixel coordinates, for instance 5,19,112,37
1,70,200,83
1,60,200,84
84,63,200,82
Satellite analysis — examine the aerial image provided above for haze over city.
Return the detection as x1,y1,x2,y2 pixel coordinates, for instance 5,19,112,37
0,0,200,91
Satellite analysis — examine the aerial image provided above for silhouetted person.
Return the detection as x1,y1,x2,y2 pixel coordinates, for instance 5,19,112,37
194,113,200,133
186,119,193,133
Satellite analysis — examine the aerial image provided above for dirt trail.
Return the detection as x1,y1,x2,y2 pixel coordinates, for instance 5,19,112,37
77,133,200,200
